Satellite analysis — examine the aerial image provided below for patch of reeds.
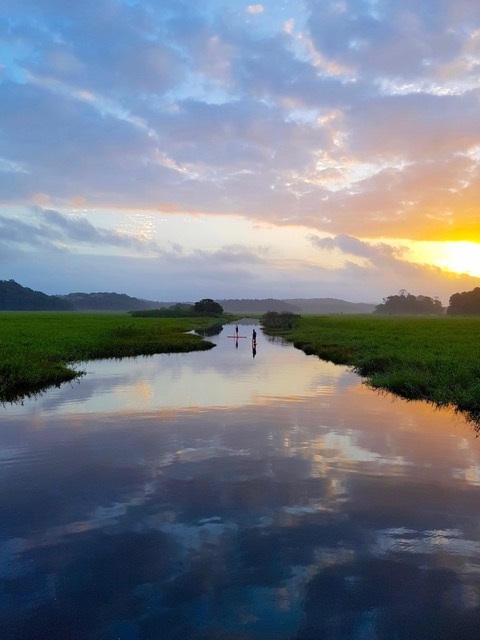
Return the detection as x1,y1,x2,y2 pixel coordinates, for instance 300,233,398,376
260,311,301,333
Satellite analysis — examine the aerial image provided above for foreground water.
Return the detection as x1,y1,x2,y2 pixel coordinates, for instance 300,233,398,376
2,321,480,639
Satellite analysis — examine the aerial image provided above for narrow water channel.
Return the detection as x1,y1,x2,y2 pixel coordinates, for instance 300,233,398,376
1,321,480,639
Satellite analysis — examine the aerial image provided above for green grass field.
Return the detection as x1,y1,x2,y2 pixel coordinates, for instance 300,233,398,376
0,312,220,402
273,315,480,425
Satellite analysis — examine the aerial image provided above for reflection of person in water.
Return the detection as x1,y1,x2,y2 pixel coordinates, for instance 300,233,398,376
235,337,239,349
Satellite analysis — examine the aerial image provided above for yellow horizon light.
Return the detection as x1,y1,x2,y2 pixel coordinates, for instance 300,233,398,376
412,241,480,278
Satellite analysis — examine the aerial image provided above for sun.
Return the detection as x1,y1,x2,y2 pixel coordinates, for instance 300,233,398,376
441,242,480,278
431,242,480,278
406,241,480,278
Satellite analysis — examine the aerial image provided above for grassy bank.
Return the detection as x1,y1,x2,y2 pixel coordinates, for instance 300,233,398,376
0,312,221,402
264,315,480,424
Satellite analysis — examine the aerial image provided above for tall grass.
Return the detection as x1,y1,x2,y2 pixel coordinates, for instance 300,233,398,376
0,312,218,402
266,315,480,425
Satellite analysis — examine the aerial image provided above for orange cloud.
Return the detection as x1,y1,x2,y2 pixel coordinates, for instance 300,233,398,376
156,203,180,213
247,5,264,14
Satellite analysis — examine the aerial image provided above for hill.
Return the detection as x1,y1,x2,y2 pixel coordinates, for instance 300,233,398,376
58,292,168,311
217,298,375,314
0,280,73,311
286,298,376,314
216,298,300,313
0,282,376,313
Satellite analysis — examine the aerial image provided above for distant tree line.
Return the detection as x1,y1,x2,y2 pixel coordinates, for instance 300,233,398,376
375,287,480,316
375,290,444,315
130,303,196,318
131,298,224,318
447,287,480,315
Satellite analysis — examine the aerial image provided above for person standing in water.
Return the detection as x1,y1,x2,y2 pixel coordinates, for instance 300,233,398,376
235,325,239,337
252,328,257,343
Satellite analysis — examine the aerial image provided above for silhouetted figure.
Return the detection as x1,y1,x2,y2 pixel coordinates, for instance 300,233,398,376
235,325,239,336
252,329,257,342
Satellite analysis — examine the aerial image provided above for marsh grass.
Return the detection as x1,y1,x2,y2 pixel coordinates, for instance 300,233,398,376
0,312,218,402
270,315,480,424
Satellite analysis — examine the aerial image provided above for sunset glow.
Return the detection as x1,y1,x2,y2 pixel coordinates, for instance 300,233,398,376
410,242,480,280
430,243,480,279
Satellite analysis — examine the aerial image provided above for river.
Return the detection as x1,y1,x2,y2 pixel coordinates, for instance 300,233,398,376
1,321,480,639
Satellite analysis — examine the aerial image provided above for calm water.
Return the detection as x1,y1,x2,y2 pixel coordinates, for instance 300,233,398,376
2,321,480,639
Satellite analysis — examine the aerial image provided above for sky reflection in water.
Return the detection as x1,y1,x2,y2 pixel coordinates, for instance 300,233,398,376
1,322,480,639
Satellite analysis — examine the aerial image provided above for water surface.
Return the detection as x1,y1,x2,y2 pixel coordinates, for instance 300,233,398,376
2,322,480,639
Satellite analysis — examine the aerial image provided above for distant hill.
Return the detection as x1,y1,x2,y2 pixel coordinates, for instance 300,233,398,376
217,298,300,313
58,295,376,314
286,298,376,314
61,295,376,314
217,298,375,314
0,279,73,311
0,281,376,313
57,292,168,311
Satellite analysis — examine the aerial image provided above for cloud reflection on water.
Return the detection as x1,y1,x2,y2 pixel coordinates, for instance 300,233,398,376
1,325,480,638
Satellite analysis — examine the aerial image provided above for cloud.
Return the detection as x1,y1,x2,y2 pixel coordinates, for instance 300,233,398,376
9,238,479,306
307,232,480,303
0,211,62,250
40,208,157,251
193,244,267,265
305,0,477,80
1,0,479,301
2,207,477,305
0,208,162,254
247,5,265,14
309,234,402,261
0,206,274,296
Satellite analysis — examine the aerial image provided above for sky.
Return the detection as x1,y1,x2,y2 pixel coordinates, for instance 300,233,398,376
0,0,479,304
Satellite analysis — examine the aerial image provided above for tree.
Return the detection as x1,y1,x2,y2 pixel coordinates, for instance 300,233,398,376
193,298,224,316
447,287,480,315
374,290,443,315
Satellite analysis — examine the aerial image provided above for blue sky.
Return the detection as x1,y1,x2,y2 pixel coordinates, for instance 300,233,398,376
0,0,479,303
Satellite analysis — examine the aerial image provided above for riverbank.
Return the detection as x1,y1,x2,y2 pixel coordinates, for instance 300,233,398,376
0,312,223,402
264,315,480,425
